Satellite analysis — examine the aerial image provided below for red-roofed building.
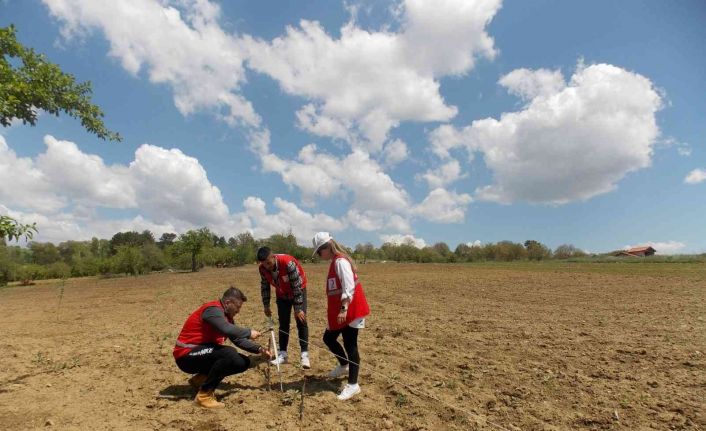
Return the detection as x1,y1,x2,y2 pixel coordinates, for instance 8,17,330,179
615,246,656,257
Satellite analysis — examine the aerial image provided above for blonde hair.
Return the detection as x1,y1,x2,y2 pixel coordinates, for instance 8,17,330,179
328,239,357,271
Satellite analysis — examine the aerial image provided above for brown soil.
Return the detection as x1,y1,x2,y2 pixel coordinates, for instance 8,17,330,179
0,263,704,430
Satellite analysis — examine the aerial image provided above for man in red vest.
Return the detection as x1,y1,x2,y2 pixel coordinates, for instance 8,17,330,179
173,287,272,408
257,246,310,369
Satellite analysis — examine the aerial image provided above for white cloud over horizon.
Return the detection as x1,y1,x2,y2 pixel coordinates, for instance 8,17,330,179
429,62,663,204
380,233,427,248
0,134,347,244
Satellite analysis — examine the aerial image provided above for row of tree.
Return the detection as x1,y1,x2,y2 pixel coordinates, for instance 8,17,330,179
1,227,592,285
353,240,586,263
0,228,316,285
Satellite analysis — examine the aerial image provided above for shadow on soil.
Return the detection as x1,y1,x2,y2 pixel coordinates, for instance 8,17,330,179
158,375,339,401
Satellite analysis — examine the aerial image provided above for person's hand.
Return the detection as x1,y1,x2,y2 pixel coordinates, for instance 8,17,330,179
260,347,272,360
337,310,347,325
249,329,261,340
264,307,272,317
295,310,306,323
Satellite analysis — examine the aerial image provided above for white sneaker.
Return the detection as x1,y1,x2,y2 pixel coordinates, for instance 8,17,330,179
337,383,361,401
270,351,288,366
327,364,349,379
301,352,311,369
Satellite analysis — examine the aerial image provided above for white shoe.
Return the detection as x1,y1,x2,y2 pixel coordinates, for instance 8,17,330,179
301,353,311,369
337,383,361,401
327,364,348,379
270,351,287,366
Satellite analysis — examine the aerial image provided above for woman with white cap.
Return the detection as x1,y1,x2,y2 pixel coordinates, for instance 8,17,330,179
312,232,370,401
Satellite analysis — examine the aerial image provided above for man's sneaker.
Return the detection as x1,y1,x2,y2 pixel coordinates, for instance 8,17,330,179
301,352,311,369
270,351,288,366
327,364,349,379
337,383,361,401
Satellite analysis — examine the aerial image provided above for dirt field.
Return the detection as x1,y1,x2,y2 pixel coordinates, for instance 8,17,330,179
1,262,704,430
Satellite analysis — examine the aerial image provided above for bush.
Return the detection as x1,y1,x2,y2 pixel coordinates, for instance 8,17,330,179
46,261,71,279
111,245,148,275
16,264,46,283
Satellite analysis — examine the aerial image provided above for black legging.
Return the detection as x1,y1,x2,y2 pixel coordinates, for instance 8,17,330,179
276,289,308,352
323,326,359,384
175,344,250,391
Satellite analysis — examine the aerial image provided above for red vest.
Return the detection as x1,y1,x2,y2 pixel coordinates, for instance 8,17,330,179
259,254,307,300
173,300,233,359
327,254,370,330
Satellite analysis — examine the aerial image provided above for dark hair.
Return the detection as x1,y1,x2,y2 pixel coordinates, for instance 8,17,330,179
256,246,271,262
222,286,247,302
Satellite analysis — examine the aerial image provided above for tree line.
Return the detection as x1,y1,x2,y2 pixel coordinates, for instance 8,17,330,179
0,228,315,285
0,228,594,285
353,240,585,263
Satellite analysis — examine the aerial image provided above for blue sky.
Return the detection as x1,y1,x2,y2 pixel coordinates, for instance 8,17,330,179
1,0,704,254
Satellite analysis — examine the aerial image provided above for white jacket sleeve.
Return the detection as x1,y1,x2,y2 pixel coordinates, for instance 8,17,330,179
335,258,355,301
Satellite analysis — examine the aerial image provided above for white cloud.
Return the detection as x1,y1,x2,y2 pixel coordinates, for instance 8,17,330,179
429,124,465,159
43,0,259,127
2,134,231,227
660,137,692,157
380,233,427,248
295,104,351,142
382,139,409,166
677,146,692,157
1,204,177,244
414,188,472,223
419,159,465,188
684,168,706,184
243,0,501,150
1,134,355,244
498,68,565,100
253,135,471,228
430,62,663,204
624,241,686,255
260,143,410,212
467,240,482,247
243,197,346,243
0,135,65,212
129,144,230,225
36,136,135,209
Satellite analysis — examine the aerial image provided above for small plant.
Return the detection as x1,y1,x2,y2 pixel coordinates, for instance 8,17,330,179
32,352,50,366
56,357,80,371
395,393,408,407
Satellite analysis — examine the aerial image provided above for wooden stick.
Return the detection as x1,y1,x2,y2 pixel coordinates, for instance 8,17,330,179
299,375,306,421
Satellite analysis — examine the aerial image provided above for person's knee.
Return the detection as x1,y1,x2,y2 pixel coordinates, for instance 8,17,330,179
323,331,339,347
224,352,250,373
238,354,251,371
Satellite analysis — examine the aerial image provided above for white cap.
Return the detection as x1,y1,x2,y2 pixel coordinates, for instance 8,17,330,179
312,232,332,257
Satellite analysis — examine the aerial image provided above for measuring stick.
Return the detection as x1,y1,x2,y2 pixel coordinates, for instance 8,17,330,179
270,329,284,391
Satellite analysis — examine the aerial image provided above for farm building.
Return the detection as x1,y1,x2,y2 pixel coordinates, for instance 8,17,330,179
615,246,657,257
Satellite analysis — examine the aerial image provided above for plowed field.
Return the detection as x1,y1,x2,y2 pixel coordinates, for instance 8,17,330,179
1,262,704,430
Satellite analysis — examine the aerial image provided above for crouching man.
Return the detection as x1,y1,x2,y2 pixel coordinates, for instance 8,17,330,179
173,287,272,408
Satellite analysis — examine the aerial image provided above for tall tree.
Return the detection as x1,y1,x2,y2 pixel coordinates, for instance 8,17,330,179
178,228,212,272
157,232,177,249
524,240,552,261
